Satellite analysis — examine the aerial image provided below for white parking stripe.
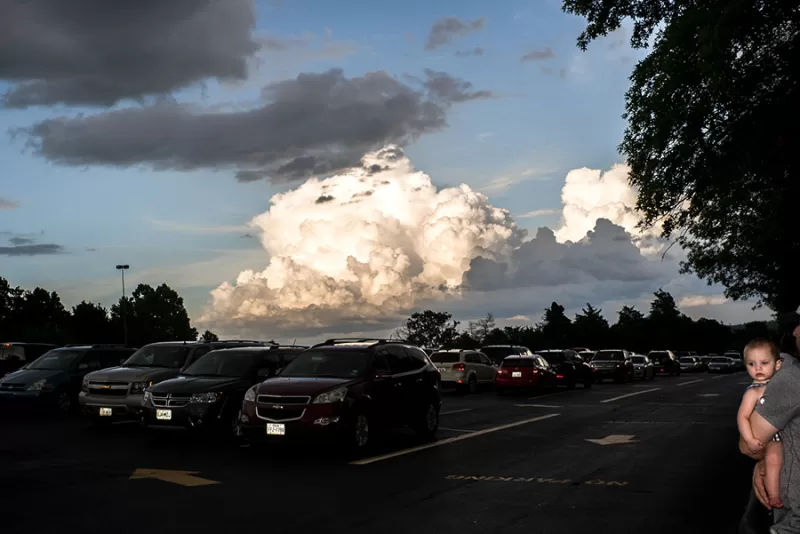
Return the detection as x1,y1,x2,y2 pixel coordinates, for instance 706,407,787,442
711,375,728,380
600,388,661,404
439,427,475,433
350,413,560,465
676,379,704,387
440,408,473,416
514,404,562,408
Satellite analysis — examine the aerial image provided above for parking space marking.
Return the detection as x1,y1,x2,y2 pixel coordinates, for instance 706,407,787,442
439,427,476,433
440,409,473,416
444,474,629,487
711,375,728,380
350,413,560,465
600,388,661,404
605,420,709,425
697,393,720,397
514,404,562,408
676,379,704,387
129,468,219,487
528,390,574,400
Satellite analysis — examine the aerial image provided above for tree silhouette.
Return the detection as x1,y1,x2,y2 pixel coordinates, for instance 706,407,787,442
573,303,609,348
398,310,460,348
467,313,496,345
70,301,113,344
109,283,198,347
540,302,573,348
563,0,800,315
200,330,219,342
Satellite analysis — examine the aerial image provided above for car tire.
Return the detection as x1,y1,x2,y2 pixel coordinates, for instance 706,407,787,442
413,401,439,439
230,409,243,439
350,412,370,452
467,375,478,395
55,390,73,414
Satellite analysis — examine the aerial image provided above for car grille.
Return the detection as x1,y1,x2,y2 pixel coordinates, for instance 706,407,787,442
87,381,129,396
256,406,306,422
0,383,26,392
256,395,310,405
151,394,190,408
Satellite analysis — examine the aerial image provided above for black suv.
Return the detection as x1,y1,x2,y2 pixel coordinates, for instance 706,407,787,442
536,349,593,388
649,350,681,376
240,338,442,452
479,345,534,365
0,344,136,412
143,345,307,435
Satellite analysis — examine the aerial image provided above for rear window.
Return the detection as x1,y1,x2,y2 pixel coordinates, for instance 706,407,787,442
0,345,25,361
430,352,461,363
538,351,564,363
679,357,695,363
593,351,624,361
481,347,516,361
711,357,729,363
649,351,669,359
631,356,646,364
501,358,534,368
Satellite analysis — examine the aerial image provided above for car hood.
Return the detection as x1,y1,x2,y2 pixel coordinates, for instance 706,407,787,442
86,366,181,384
0,368,68,385
149,376,249,395
256,377,358,396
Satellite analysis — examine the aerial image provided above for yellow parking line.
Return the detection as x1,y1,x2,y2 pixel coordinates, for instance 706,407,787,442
351,413,560,465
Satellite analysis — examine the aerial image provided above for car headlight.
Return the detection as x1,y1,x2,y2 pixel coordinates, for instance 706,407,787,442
142,390,152,405
27,379,52,392
312,387,347,404
82,377,89,393
189,392,220,404
130,381,152,394
244,386,257,403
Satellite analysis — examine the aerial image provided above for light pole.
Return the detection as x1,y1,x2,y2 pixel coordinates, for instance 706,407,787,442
116,264,130,345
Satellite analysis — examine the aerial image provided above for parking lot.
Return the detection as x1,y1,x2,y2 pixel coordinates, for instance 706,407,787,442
1,372,752,534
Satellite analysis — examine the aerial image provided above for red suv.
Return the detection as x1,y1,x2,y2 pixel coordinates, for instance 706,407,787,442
239,339,442,452
495,354,556,394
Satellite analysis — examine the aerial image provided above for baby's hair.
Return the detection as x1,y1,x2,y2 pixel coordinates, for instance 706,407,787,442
743,338,780,361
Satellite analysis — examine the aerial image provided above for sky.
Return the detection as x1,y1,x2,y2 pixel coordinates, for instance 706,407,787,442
0,0,772,342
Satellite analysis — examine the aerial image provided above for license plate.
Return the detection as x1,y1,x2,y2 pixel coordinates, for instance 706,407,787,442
99,407,113,417
512,371,522,378
266,423,285,436
156,409,172,421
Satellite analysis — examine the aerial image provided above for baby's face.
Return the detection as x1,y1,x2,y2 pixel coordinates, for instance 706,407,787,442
745,347,779,382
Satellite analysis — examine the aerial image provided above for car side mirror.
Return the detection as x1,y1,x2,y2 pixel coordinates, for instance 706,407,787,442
373,369,391,380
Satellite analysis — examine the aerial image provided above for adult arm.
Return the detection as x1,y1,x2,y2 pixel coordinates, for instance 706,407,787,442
737,388,764,456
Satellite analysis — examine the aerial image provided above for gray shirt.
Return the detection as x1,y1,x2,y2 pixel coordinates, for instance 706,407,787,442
756,355,800,533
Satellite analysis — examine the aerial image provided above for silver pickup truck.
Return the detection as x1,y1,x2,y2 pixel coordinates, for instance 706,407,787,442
78,339,268,423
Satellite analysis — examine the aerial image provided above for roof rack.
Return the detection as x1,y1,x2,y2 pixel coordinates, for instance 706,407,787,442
63,343,132,348
216,339,278,345
311,338,409,348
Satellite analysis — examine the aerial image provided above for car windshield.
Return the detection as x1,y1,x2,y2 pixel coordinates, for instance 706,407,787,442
279,350,370,379
123,345,191,368
430,352,461,363
25,350,83,371
539,352,564,363
501,358,534,368
711,357,730,363
481,347,517,361
631,356,646,364
593,351,624,361
182,350,257,377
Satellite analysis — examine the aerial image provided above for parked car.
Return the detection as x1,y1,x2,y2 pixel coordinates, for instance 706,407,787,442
589,350,635,383
79,339,274,423
0,344,135,412
239,339,441,452
142,345,306,435
495,354,556,394
707,356,736,373
0,342,59,377
679,356,703,373
698,356,712,371
480,345,534,366
649,350,681,376
536,349,592,389
631,354,655,381
724,351,744,370
429,349,496,394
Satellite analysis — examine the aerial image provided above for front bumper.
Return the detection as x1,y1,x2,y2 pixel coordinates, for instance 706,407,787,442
141,402,223,429
495,376,541,389
79,392,146,420
592,366,625,379
0,389,55,408
239,400,349,443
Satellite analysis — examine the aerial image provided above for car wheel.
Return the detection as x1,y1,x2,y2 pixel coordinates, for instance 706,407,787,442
230,409,243,438
467,375,478,395
414,401,439,439
352,412,370,451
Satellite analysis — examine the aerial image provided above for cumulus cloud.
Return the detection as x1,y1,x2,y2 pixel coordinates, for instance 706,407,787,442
0,0,258,108
679,295,728,307
199,148,667,336
0,243,64,256
425,17,485,51
521,47,555,62
21,69,492,183
0,197,18,209
553,163,663,255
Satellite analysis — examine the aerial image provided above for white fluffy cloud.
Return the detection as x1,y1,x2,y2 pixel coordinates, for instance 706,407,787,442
198,149,716,338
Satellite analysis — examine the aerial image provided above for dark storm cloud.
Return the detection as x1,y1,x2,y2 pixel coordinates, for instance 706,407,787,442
521,47,555,62
0,0,259,108
0,244,64,256
22,69,492,183
0,196,18,209
9,237,34,246
455,48,484,57
425,17,485,51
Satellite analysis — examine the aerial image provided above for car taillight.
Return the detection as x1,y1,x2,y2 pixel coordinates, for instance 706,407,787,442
660,368,664,372
556,374,564,379
452,363,465,371
497,368,506,375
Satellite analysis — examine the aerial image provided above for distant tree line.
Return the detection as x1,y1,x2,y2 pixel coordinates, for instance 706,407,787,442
0,276,216,347
397,289,779,354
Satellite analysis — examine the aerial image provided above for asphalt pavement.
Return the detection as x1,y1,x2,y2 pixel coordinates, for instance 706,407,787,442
0,372,757,534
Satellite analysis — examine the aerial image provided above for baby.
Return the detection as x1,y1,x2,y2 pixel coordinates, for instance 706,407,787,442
737,338,783,508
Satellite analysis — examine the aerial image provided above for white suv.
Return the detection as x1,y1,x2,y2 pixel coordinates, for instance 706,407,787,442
430,349,496,394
